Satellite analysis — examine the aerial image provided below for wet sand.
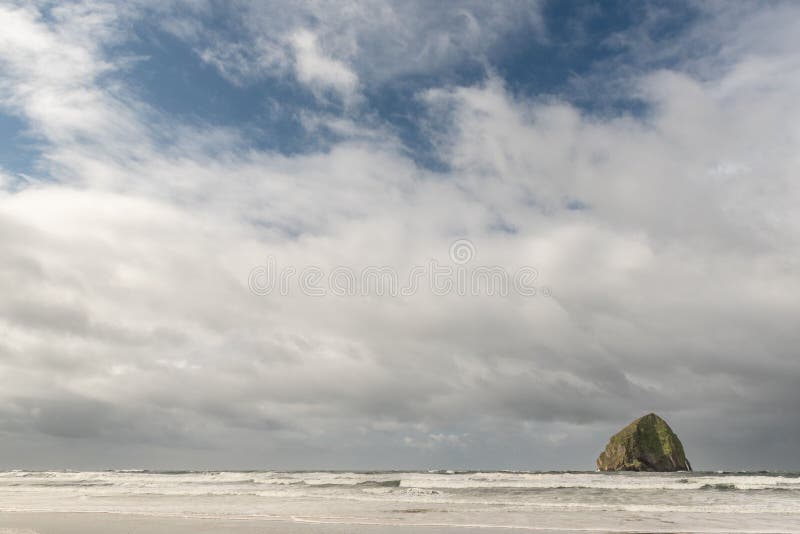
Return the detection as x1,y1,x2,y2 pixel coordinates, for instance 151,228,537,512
0,513,593,534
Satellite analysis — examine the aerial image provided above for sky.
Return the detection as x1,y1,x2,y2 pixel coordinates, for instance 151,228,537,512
0,0,799,471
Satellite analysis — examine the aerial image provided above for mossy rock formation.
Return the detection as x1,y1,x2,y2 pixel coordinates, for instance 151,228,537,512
596,413,691,472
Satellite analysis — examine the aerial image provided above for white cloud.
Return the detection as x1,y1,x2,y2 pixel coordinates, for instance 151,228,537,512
291,29,359,102
198,38,292,87
0,1,153,187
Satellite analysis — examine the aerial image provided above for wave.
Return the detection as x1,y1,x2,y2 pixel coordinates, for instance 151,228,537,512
2,470,800,493
2,470,800,532
700,483,738,491
357,479,401,488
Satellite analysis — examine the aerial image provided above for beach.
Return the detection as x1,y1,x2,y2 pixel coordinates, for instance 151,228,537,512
0,513,512,534
1,470,799,533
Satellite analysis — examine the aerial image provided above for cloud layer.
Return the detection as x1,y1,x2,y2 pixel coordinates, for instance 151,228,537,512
0,0,799,470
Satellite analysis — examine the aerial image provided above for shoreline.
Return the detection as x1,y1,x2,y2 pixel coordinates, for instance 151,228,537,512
0,511,600,534
1,511,798,534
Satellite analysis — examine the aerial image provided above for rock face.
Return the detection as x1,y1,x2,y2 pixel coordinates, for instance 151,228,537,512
596,413,691,472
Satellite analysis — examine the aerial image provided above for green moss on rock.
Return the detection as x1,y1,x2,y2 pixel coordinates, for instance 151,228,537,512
596,413,691,472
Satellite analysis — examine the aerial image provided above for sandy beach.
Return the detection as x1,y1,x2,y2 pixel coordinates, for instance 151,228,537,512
0,512,627,534
2,509,799,534
0,513,511,534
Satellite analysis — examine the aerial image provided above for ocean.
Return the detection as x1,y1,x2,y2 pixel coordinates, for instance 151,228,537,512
1,470,799,533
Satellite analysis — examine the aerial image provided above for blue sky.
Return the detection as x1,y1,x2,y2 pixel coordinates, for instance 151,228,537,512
1,0,700,175
0,0,799,470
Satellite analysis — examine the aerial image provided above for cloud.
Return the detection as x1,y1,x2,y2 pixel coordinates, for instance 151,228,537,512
0,0,798,470
404,433,468,450
290,29,359,103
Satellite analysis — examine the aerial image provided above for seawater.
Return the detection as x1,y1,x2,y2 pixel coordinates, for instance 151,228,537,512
1,470,799,532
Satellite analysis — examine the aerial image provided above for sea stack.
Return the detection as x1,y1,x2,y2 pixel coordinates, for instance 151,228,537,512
596,413,691,472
